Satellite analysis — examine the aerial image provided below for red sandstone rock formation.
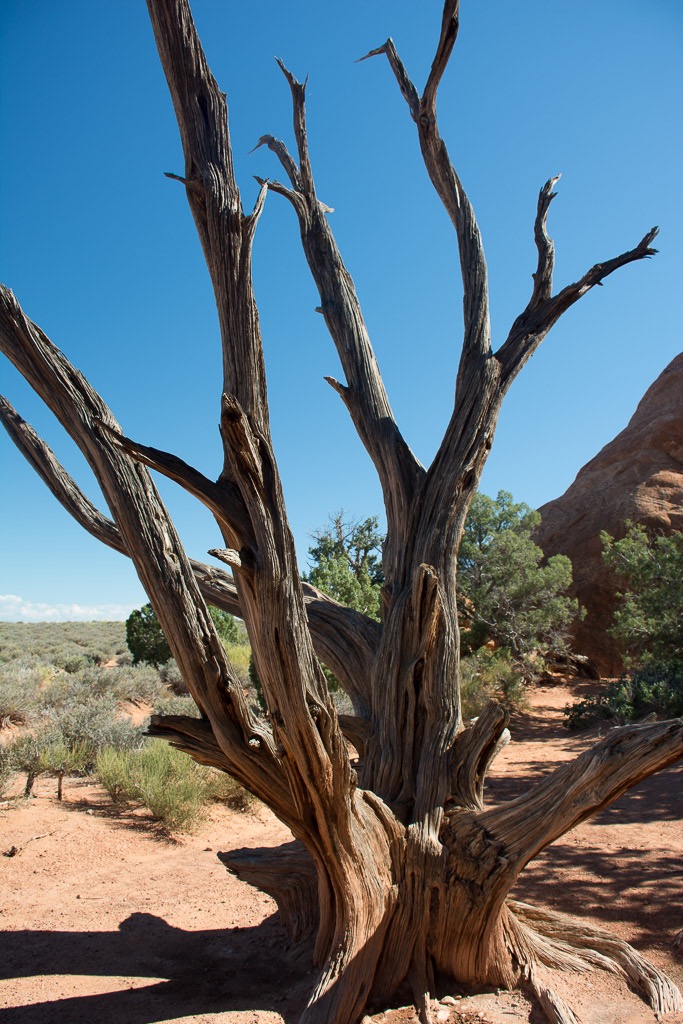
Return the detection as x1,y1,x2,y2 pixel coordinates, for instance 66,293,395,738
535,353,683,676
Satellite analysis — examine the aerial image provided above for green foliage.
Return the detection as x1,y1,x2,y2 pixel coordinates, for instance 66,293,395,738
5,726,93,797
95,739,252,829
100,664,165,704
45,694,144,765
564,665,683,730
93,746,132,803
306,512,384,621
152,692,201,718
37,735,91,776
5,732,43,780
460,650,525,719
158,658,187,693
126,602,240,668
209,606,239,645
300,497,576,704
126,603,172,667
225,642,251,684
565,524,683,730
0,664,43,727
601,523,683,672
458,491,579,676
459,491,538,559
0,621,252,816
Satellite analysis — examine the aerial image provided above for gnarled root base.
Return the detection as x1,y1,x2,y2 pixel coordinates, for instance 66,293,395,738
221,838,683,1024
504,899,683,1020
219,841,319,949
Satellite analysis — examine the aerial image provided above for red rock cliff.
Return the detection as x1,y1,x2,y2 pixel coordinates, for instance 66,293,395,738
535,353,683,676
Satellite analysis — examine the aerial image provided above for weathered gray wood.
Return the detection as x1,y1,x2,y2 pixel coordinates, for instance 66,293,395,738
0,394,378,711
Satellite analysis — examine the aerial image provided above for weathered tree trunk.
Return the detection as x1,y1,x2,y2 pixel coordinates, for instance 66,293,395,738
0,2,680,1022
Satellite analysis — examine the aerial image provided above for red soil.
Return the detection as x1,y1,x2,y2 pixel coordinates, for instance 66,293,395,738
1,679,681,1024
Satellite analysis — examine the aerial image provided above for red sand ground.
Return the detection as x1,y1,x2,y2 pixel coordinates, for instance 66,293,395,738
1,679,681,1024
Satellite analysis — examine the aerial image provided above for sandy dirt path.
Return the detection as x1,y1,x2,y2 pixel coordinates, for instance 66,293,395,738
1,679,681,1024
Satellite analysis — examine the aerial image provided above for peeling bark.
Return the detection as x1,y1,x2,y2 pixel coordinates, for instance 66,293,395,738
0,1,677,1022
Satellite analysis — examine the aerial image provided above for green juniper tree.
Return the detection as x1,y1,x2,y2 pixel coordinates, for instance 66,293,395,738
127,602,239,667
306,513,384,621
458,491,579,677
602,523,683,673
126,603,172,667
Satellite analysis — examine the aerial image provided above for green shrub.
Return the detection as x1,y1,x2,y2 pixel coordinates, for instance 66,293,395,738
126,604,241,668
159,658,187,693
209,607,239,645
460,649,524,719
0,682,34,728
458,492,579,678
46,695,144,766
225,643,251,684
96,740,205,829
6,732,44,794
126,604,171,667
0,745,13,797
153,693,201,718
95,739,253,826
564,665,683,730
39,736,91,775
135,742,213,829
0,622,127,667
103,664,165,704
6,718,123,797
205,769,254,811
0,660,57,726
95,746,138,803
602,525,683,671
5,730,69,796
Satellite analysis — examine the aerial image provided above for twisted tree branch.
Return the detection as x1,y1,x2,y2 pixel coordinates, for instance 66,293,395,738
257,61,424,584
482,717,683,870
0,284,294,819
498,221,659,388
0,389,379,713
97,420,251,545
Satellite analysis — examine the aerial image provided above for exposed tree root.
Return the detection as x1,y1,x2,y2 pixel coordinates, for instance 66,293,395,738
219,841,319,946
507,899,683,1016
526,975,581,1024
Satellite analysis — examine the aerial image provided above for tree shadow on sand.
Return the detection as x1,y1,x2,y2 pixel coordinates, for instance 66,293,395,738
504,761,683,958
0,910,311,1023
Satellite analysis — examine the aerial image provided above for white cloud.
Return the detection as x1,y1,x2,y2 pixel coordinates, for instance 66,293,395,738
0,594,138,623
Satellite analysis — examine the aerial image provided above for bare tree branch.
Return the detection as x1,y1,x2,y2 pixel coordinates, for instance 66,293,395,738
0,284,294,819
0,392,378,713
252,133,302,190
358,1,496,602
530,175,561,308
97,420,252,544
481,717,683,869
448,700,510,811
497,220,659,388
258,62,424,582
146,0,268,428
146,34,406,1003
361,4,491,378
0,395,126,555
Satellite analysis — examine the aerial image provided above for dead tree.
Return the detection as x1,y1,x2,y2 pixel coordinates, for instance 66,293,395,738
1,2,681,1022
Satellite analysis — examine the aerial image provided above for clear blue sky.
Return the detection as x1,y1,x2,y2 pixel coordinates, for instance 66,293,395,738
1,0,681,621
